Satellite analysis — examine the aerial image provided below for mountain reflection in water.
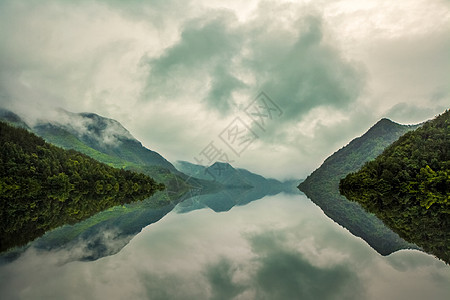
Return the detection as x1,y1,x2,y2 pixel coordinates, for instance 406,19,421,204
0,193,448,300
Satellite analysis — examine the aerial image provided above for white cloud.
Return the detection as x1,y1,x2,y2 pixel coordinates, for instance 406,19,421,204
0,0,448,179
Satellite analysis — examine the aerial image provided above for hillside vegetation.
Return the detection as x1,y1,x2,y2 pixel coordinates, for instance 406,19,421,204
340,110,449,263
298,118,418,255
0,122,165,251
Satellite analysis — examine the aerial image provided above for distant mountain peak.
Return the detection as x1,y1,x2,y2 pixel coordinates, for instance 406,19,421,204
298,117,419,255
375,117,395,125
350,117,420,149
209,161,234,169
371,117,420,131
175,160,285,189
367,117,402,131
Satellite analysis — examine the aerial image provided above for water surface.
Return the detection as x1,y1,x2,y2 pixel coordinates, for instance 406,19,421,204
0,193,448,299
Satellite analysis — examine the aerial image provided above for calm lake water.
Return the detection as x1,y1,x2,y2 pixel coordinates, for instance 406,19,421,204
0,192,449,299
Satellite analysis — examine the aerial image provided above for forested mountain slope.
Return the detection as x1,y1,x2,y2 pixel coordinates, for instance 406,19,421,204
340,110,449,263
33,110,176,171
298,118,418,255
0,108,195,196
0,122,164,252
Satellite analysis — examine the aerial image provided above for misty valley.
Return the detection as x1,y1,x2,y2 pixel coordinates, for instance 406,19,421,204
1,1,450,299
0,108,449,299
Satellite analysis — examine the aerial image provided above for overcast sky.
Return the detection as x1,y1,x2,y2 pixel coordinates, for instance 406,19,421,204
0,0,449,180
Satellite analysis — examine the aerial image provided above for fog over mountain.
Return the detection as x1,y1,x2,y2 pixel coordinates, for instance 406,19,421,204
0,0,448,180
0,2,449,298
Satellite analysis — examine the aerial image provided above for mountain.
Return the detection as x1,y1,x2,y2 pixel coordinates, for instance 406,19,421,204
175,161,300,214
0,121,164,252
175,160,286,188
298,118,419,255
0,108,206,196
340,110,449,263
2,163,296,262
0,108,296,261
175,161,252,187
33,109,176,171
5,177,297,263
0,189,192,263
176,188,270,213
0,108,222,259
25,189,195,262
0,108,30,129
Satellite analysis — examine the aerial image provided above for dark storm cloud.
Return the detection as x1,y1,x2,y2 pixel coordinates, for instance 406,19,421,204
0,0,448,179
143,11,246,113
205,65,247,112
245,14,364,123
143,5,364,119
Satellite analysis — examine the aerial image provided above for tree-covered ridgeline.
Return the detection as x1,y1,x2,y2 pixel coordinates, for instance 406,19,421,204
340,110,449,263
0,122,165,252
298,118,417,255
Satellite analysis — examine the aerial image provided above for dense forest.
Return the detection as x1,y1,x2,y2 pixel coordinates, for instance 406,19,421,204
340,110,449,263
0,122,165,252
0,108,217,198
298,118,418,255
30,116,206,198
